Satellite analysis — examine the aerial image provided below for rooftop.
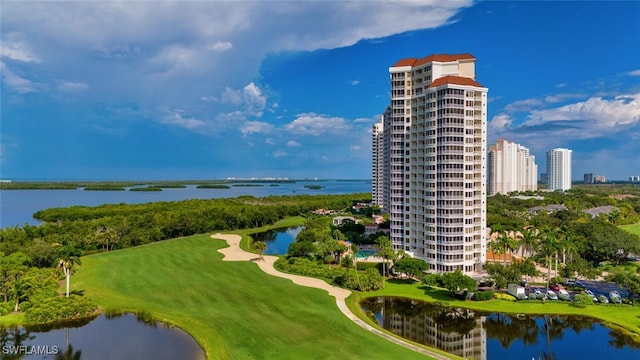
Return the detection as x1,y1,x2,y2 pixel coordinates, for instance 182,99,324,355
428,75,484,88
392,53,475,67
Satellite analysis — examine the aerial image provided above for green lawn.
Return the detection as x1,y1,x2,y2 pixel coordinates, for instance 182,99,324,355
360,279,640,340
620,223,640,237
73,231,436,360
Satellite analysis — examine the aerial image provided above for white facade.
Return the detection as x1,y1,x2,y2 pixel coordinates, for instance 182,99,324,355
372,120,385,209
488,139,537,195
374,53,487,274
546,148,572,191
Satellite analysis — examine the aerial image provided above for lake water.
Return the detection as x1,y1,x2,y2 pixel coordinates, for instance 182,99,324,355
251,226,303,255
0,180,371,228
361,297,640,360
1,313,205,360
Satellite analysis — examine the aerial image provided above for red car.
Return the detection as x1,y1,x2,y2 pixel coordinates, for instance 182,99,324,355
551,284,560,291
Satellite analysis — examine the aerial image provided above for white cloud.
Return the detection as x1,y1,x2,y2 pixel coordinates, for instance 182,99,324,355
161,111,207,131
285,113,348,136
58,81,89,92
351,80,360,86
243,82,266,112
200,96,218,102
286,140,301,147
504,98,545,113
221,87,242,105
350,145,361,152
240,121,274,135
524,93,640,130
265,138,275,145
489,113,512,131
544,93,586,104
273,150,287,158
1,1,470,134
209,41,233,53
0,61,38,93
0,32,40,63
628,69,640,76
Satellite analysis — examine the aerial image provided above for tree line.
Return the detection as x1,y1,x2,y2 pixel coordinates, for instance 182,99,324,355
0,193,370,324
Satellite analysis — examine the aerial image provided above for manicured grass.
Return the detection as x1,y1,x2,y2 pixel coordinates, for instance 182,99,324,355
620,223,640,237
0,313,25,327
360,279,640,341
73,232,435,360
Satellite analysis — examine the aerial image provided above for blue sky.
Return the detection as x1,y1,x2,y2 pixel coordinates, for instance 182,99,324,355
1,1,639,181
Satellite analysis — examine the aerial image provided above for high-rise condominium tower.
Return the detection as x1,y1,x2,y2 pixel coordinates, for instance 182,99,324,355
372,120,386,211
546,148,572,191
373,53,488,274
488,139,538,195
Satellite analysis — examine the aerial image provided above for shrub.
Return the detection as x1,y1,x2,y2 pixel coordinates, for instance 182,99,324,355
473,290,493,301
528,292,537,300
572,293,593,308
25,296,97,324
516,293,528,301
493,293,516,302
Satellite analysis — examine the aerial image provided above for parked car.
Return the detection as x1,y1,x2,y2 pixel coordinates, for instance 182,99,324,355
546,290,558,300
575,280,586,288
558,289,571,301
564,279,576,286
551,284,560,291
585,289,598,302
598,295,609,304
609,291,622,304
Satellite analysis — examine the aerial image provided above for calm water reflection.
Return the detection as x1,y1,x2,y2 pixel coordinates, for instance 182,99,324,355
0,314,204,360
361,297,640,360
251,226,303,255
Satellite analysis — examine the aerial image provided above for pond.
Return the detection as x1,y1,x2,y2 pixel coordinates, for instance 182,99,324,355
251,226,303,255
0,313,205,360
361,297,640,360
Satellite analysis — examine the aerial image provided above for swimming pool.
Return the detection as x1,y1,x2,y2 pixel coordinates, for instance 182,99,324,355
357,250,377,259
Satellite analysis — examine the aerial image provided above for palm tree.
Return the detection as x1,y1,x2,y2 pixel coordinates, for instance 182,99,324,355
253,241,267,260
351,243,361,290
375,236,393,280
57,255,81,297
539,226,560,293
517,226,538,259
491,226,516,266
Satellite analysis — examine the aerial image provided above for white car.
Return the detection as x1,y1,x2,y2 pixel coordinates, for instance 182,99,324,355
546,290,558,300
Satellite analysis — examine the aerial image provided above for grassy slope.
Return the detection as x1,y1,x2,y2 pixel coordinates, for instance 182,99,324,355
362,279,640,340
620,223,640,236
73,233,432,360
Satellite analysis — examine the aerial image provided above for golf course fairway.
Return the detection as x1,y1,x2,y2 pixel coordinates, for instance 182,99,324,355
73,233,437,360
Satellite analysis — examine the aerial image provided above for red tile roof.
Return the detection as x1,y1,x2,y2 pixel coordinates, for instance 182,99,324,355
428,75,484,88
392,53,475,67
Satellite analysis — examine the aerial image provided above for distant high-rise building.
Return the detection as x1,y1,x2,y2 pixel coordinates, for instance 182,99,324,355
488,139,537,195
547,148,572,191
585,173,606,184
372,119,386,211
373,53,487,274
584,173,594,184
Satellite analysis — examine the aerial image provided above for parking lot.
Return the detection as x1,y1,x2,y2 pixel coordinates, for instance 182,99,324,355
579,280,627,298
525,280,626,302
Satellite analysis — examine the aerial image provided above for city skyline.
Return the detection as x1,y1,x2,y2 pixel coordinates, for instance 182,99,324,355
1,1,639,180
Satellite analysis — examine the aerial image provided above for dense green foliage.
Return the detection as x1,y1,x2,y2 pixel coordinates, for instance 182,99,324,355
196,184,230,189
486,186,640,292
129,186,163,191
0,193,370,262
24,295,97,324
